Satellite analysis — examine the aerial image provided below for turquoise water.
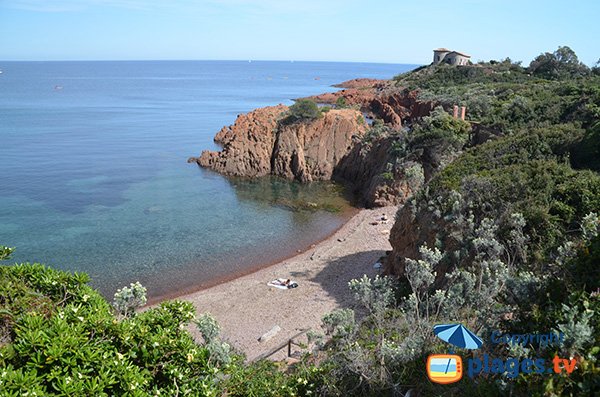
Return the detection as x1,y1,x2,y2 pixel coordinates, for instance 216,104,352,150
0,61,416,299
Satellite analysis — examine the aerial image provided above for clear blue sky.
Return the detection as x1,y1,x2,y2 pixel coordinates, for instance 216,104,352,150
1,0,598,65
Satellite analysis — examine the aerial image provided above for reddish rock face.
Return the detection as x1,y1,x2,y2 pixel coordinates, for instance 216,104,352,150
196,105,286,178
384,203,438,277
333,136,424,208
333,78,391,89
193,106,368,182
306,80,437,129
190,78,441,210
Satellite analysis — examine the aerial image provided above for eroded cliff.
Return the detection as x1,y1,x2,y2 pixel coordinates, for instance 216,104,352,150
191,106,368,183
307,78,436,129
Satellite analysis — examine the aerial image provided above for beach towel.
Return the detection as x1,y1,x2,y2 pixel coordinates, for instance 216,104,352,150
267,278,298,289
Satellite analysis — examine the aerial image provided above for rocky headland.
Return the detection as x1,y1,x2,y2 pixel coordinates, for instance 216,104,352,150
189,78,443,208
191,106,368,183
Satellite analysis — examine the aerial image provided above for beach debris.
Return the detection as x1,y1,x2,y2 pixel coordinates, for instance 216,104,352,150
370,221,379,226
258,325,281,343
337,238,346,242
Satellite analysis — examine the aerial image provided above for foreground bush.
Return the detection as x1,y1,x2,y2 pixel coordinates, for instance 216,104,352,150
0,263,223,396
0,262,323,396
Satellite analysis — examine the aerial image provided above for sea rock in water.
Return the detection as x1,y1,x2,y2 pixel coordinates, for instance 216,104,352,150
195,106,368,182
197,105,286,178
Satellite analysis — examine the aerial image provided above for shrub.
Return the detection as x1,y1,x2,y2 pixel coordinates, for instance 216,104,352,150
335,96,348,108
0,246,14,261
0,264,222,395
282,99,322,124
410,106,471,151
113,281,147,318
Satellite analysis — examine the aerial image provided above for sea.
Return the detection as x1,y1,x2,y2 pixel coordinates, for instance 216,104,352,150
0,60,417,300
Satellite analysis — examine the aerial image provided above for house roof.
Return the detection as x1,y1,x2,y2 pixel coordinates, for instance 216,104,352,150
448,51,471,58
433,48,471,58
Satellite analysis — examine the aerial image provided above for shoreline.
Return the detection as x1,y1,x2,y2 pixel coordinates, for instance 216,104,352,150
145,205,360,306
175,205,396,361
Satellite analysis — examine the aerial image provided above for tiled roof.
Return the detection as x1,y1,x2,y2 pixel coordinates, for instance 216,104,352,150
433,48,471,57
448,51,471,57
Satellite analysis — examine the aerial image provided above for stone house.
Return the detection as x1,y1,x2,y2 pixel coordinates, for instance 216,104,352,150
433,48,471,66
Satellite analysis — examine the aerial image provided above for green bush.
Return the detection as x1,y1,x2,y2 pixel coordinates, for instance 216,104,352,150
572,121,600,171
282,99,322,124
335,96,348,109
0,263,223,396
528,46,591,80
410,106,471,151
0,261,335,396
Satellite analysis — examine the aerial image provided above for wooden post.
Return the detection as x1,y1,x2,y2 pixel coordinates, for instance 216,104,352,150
453,105,459,119
253,329,309,361
460,106,466,120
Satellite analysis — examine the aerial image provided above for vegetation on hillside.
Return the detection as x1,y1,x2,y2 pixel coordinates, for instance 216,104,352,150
318,46,600,396
1,47,599,396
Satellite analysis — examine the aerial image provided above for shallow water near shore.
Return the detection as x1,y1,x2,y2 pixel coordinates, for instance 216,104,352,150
0,60,416,299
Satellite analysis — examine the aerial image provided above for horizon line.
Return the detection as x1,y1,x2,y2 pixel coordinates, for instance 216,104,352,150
0,58,425,66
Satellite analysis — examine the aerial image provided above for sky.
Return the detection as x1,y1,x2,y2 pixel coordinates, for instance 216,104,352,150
0,0,599,65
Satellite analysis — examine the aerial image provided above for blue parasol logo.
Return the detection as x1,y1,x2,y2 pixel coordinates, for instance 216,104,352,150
433,323,483,350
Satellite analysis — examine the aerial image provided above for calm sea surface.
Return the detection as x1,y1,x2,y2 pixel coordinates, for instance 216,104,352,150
0,60,416,299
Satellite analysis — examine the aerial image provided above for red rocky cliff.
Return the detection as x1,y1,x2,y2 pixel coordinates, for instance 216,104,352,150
307,78,436,130
191,106,368,182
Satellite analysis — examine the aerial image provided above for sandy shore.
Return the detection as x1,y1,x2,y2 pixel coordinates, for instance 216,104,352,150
179,206,396,361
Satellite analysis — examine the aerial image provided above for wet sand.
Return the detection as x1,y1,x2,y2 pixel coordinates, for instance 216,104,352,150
178,206,396,361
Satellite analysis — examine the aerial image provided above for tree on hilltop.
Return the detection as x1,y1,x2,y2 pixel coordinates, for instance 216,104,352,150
528,46,590,79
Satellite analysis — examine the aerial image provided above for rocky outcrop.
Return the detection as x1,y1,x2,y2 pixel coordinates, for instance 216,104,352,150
307,81,436,130
194,105,286,178
333,137,424,208
384,202,438,278
190,78,443,209
191,106,368,182
333,78,391,89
